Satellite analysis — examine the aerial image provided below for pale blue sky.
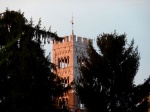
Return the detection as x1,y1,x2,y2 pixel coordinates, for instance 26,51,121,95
0,0,150,85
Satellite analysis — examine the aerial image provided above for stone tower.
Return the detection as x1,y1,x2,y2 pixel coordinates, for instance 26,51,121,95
52,34,92,111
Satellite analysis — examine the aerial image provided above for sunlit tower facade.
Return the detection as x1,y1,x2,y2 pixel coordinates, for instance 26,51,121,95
52,18,92,111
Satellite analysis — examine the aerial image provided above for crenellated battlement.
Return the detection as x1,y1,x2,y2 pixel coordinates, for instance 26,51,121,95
53,35,92,45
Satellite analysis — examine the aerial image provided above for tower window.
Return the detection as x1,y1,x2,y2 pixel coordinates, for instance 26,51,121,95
57,57,70,68
67,56,69,66
62,59,65,68
66,98,68,105
64,77,67,84
77,56,79,64
58,58,61,68
67,77,69,84
65,58,67,67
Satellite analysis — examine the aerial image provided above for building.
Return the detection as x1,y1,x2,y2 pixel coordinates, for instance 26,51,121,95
52,34,92,111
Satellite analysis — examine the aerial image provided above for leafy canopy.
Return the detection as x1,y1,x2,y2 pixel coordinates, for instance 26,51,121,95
75,31,150,112
0,9,70,112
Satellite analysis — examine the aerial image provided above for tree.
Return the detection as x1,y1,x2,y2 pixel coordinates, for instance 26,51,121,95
75,31,150,112
0,9,70,112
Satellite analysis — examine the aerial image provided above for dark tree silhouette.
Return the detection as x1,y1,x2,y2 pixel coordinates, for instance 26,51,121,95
0,9,70,112
75,32,150,112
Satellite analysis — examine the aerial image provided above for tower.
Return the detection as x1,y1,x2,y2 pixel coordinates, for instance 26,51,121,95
52,35,92,111
52,17,92,111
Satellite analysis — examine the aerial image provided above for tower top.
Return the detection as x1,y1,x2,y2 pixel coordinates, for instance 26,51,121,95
70,13,74,35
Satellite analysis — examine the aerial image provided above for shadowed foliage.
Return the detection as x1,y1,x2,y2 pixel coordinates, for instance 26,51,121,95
75,31,150,112
0,9,70,112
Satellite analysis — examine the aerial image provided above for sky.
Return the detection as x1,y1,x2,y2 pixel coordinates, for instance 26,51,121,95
0,0,150,85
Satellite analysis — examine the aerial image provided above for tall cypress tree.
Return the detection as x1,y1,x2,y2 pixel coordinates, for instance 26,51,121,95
0,10,70,112
75,32,150,112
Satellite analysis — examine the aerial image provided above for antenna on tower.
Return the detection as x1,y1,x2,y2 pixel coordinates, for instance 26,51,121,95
70,13,74,35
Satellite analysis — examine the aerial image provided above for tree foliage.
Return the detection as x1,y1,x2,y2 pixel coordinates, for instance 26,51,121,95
75,32,150,112
0,9,70,112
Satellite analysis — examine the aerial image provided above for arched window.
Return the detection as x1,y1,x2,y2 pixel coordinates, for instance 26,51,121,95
58,57,71,68
77,56,79,64
79,57,81,64
66,98,68,105
58,58,61,68
61,58,65,68
67,56,69,66
59,99,62,106
64,77,67,84
67,77,69,84
64,57,67,67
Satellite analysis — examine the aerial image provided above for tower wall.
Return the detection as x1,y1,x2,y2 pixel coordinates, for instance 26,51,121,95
52,35,92,111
